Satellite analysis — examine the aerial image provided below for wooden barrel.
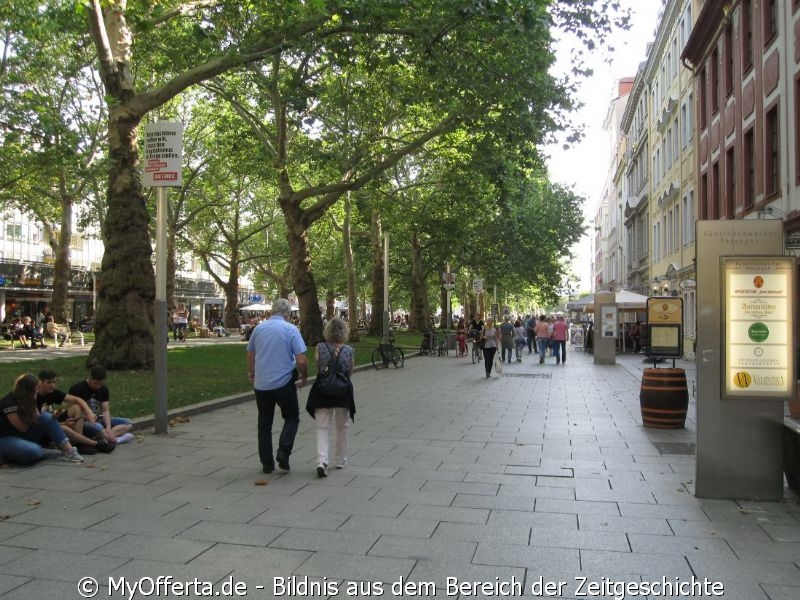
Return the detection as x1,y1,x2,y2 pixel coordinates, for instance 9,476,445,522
640,368,688,429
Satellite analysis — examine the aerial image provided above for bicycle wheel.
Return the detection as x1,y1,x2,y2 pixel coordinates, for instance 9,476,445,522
391,347,404,368
371,348,387,370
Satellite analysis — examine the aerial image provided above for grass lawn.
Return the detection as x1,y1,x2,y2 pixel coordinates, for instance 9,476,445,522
0,331,424,419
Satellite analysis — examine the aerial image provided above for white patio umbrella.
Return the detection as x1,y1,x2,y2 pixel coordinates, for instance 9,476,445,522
582,290,649,313
239,302,271,311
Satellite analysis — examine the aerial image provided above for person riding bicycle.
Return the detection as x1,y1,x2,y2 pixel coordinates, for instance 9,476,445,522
468,314,483,345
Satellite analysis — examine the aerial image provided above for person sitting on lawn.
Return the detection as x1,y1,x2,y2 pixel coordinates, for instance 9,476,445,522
68,365,134,445
35,368,115,454
0,373,84,464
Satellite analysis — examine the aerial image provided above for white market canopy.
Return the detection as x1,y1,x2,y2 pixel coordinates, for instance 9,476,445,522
239,302,271,312
567,290,649,313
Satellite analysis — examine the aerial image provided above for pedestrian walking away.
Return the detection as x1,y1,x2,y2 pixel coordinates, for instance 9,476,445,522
534,314,550,364
513,319,526,362
499,316,514,364
552,314,569,364
247,298,308,474
480,317,500,378
305,317,356,478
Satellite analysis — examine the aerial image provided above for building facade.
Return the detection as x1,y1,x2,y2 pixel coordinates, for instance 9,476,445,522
0,207,249,326
683,0,800,238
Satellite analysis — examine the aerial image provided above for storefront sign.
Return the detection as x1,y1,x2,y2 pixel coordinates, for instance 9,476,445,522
647,296,682,324
723,256,795,399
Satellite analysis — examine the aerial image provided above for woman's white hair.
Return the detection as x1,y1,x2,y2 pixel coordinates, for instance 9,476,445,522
271,298,292,316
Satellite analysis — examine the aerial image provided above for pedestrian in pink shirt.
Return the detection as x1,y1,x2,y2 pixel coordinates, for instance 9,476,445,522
552,315,569,365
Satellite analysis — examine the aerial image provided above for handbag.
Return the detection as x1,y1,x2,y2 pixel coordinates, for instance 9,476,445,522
494,355,503,374
315,343,349,397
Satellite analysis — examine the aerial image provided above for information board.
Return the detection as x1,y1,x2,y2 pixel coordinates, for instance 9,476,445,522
143,122,183,187
646,296,683,358
723,256,795,399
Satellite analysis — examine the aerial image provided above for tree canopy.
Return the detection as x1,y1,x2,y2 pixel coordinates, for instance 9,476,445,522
1,1,628,368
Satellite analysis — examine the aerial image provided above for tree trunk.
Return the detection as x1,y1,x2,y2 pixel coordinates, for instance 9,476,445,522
325,289,335,321
409,232,429,332
87,113,155,369
343,192,359,342
368,211,384,337
282,202,324,344
50,196,73,323
223,260,240,329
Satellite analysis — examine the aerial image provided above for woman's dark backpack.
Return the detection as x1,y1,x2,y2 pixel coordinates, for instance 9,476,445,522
316,343,349,397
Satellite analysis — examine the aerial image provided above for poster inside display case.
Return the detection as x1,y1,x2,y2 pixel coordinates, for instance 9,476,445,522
723,257,796,400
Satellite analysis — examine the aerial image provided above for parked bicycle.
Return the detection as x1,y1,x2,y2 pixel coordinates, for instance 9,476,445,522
371,338,405,370
419,328,437,356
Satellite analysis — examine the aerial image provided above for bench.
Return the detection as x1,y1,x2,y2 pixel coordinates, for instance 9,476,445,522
49,326,84,347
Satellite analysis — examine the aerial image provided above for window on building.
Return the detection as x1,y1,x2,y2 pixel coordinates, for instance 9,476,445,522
724,22,734,95
711,47,720,114
764,0,778,42
726,146,736,218
766,105,780,197
70,233,84,252
682,93,694,148
700,174,708,220
662,215,668,258
673,117,679,162
742,0,754,72
5,224,22,240
653,222,660,261
743,128,755,209
673,205,680,250
683,191,695,245
795,76,800,186
667,209,674,255
711,161,720,219
699,66,708,128
642,213,648,255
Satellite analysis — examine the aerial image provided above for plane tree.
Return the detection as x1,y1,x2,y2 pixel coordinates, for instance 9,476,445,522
43,0,625,368
0,2,107,324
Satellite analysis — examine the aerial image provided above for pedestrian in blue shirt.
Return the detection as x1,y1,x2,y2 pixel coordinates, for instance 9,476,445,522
247,298,308,474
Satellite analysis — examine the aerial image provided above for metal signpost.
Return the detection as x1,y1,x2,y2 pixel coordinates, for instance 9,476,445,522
143,121,183,434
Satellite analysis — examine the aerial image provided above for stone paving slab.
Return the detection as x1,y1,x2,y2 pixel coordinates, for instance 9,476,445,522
1,349,800,599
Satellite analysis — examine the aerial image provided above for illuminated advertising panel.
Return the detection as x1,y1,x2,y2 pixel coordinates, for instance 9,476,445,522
723,257,796,400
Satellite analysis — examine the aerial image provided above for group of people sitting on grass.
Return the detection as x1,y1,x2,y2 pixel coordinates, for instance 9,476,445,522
0,365,134,465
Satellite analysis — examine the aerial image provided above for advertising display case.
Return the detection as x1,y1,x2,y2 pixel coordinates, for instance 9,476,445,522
722,257,795,401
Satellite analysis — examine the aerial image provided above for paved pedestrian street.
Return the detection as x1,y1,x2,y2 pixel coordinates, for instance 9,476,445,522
1,347,799,599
